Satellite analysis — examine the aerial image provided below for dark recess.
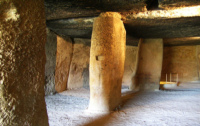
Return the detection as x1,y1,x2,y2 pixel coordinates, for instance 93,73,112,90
146,0,159,10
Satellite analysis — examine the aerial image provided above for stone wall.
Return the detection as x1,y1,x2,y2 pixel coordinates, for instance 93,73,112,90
161,46,199,82
67,38,90,89
196,45,200,80
55,36,73,92
122,46,138,86
45,38,200,92
0,0,48,125
45,29,57,95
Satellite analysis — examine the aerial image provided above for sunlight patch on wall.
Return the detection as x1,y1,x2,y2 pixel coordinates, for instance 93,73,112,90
4,7,20,21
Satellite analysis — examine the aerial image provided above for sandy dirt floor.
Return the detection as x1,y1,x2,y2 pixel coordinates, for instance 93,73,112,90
45,83,200,126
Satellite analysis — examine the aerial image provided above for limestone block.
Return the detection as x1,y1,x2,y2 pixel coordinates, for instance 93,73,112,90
55,36,73,92
68,38,90,89
131,39,163,91
161,46,199,82
197,45,200,81
158,0,200,9
89,12,126,112
122,46,138,86
45,28,57,95
0,0,48,125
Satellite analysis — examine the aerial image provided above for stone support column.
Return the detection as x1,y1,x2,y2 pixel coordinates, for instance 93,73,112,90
0,0,48,125
130,39,163,91
89,12,126,112
55,36,73,92
196,45,200,80
45,28,57,95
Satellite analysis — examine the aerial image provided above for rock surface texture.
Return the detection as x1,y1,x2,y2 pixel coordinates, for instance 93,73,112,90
89,12,126,112
158,0,200,9
162,46,199,82
68,38,90,89
197,45,200,80
122,46,138,86
45,0,147,20
131,39,163,91
0,0,49,125
55,36,73,92
45,29,57,95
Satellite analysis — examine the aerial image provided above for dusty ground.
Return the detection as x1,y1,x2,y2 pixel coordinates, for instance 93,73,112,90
45,83,200,126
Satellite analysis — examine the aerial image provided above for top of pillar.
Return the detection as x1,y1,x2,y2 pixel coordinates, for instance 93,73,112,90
99,12,121,19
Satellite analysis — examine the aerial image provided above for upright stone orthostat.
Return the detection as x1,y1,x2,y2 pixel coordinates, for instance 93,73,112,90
89,12,126,112
130,39,163,91
55,36,73,92
45,28,57,95
0,0,48,125
67,38,90,89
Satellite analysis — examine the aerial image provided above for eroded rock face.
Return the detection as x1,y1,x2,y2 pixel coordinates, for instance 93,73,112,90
55,36,73,92
67,38,90,89
45,28,57,95
0,0,48,125
89,12,126,112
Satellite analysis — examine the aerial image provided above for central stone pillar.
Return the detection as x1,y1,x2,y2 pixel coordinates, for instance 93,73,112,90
89,12,126,112
130,39,163,91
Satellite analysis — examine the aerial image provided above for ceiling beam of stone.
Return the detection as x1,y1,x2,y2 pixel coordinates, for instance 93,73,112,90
163,37,200,46
46,17,94,38
158,0,200,9
47,16,200,39
45,0,147,20
124,16,200,38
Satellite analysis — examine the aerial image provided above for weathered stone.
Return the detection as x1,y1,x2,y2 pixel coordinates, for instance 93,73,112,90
158,0,200,9
45,0,147,20
161,46,199,82
0,0,48,125
122,46,138,86
197,45,200,80
125,17,200,38
55,36,73,92
68,38,90,89
47,16,200,39
89,12,126,112
45,28,57,95
131,39,163,91
164,37,200,46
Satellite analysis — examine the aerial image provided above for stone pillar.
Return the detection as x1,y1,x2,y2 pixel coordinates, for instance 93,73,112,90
196,45,200,80
0,0,48,126
55,36,73,92
45,28,57,95
130,39,163,91
89,12,126,112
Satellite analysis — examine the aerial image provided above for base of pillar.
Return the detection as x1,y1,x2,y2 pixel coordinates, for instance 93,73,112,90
87,100,121,113
88,102,122,112
87,108,112,114
139,83,160,91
